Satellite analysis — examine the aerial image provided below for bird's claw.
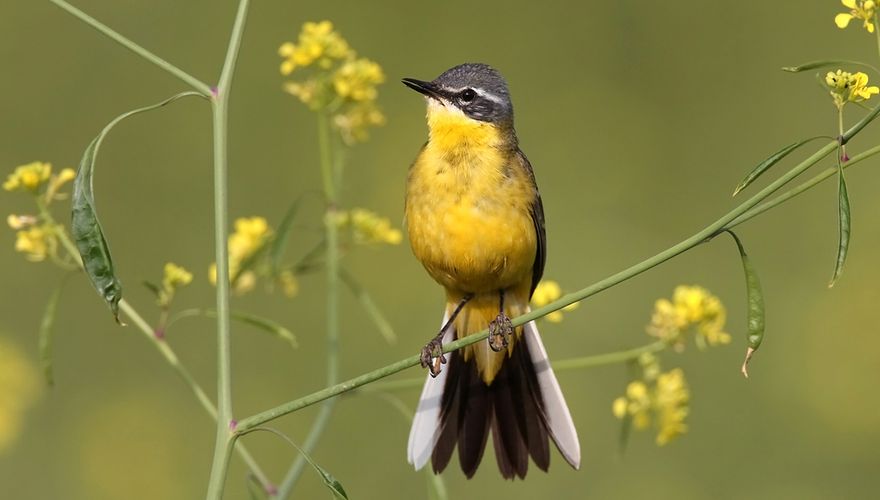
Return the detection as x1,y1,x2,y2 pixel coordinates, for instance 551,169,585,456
488,313,513,352
420,337,446,377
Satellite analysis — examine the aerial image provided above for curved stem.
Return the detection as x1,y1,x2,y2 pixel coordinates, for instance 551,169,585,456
48,0,211,96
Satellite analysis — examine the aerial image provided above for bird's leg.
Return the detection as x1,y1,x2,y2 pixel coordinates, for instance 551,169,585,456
420,293,473,377
488,289,514,352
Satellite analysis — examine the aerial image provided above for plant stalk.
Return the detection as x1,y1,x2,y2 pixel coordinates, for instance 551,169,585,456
236,138,845,434
38,202,274,492
48,0,212,96
275,111,342,498
205,0,250,498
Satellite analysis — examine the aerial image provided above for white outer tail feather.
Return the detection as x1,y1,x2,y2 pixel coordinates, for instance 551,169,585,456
407,311,581,471
407,313,451,469
523,319,581,469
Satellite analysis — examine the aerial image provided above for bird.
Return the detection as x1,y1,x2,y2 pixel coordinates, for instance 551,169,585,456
402,63,580,479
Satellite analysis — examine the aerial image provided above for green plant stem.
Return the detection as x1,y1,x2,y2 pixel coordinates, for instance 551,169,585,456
37,203,274,493
235,135,854,434
205,0,250,498
874,15,880,60
729,142,880,228
47,0,211,96
275,112,342,499
365,340,669,393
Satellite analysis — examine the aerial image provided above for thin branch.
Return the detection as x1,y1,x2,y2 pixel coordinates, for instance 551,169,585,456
48,0,212,95
236,137,845,434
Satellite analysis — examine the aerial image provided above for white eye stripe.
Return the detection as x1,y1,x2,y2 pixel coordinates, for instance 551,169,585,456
442,86,506,104
473,88,505,104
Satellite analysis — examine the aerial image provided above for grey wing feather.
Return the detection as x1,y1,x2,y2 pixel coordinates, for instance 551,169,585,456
516,148,546,297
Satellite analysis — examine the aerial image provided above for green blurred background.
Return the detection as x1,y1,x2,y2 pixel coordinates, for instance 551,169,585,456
2,1,879,499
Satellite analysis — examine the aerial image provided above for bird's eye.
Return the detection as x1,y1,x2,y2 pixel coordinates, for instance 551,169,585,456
459,89,476,103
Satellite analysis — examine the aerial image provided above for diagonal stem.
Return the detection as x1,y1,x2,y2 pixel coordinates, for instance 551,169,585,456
38,202,274,493
48,0,212,96
235,136,847,434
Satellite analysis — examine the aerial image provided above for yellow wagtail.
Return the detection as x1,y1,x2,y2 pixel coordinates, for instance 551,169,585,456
402,63,580,479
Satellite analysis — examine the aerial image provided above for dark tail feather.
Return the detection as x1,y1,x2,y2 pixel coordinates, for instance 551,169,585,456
431,334,553,479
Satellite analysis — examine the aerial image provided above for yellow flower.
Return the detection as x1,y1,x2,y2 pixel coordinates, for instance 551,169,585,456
278,269,299,298
0,339,41,454
14,225,57,262
279,21,386,143
278,21,352,75
647,285,729,349
612,368,691,446
826,70,880,109
6,214,37,230
209,217,272,295
158,262,192,307
163,262,193,290
333,102,386,144
835,0,877,33
654,368,690,445
531,280,579,322
340,208,402,245
333,58,385,102
228,216,271,263
45,167,76,200
283,80,320,108
3,161,51,192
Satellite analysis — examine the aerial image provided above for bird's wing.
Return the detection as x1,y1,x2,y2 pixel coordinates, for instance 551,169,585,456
516,148,546,296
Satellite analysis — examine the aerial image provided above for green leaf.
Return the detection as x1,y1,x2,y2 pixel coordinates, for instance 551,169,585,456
340,268,396,344
168,308,297,348
733,138,823,197
229,310,297,348
727,231,766,378
38,275,70,386
270,196,304,275
142,280,161,299
71,91,204,322
243,427,348,500
829,160,851,287
781,60,879,74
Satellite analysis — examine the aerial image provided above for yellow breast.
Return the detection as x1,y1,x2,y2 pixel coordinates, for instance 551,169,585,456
405,103,537,294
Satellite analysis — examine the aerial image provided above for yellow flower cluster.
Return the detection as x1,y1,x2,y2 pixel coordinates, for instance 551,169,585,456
612,353,690,446
835,0,877,33
279,21,351,74
3,161,51,192
209,217,273,295
14,225,57,262
531,280,579,322
4,162,76,264
279,20,386,144
825,70,879,109
333,208,402,245
158,262,192,307
3,161,74,196
647,285,730,350
0,340,41,454
333,59,384,102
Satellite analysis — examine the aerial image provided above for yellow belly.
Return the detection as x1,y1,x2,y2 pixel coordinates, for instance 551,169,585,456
405,142,537,294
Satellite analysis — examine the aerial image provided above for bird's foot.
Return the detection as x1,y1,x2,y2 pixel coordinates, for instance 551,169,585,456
488,313,513,352
420,336,446,377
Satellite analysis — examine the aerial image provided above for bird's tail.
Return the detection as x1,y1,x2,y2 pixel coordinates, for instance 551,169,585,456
407,300,580,478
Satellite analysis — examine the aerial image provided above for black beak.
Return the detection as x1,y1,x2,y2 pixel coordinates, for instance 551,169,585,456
402,78,443,100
